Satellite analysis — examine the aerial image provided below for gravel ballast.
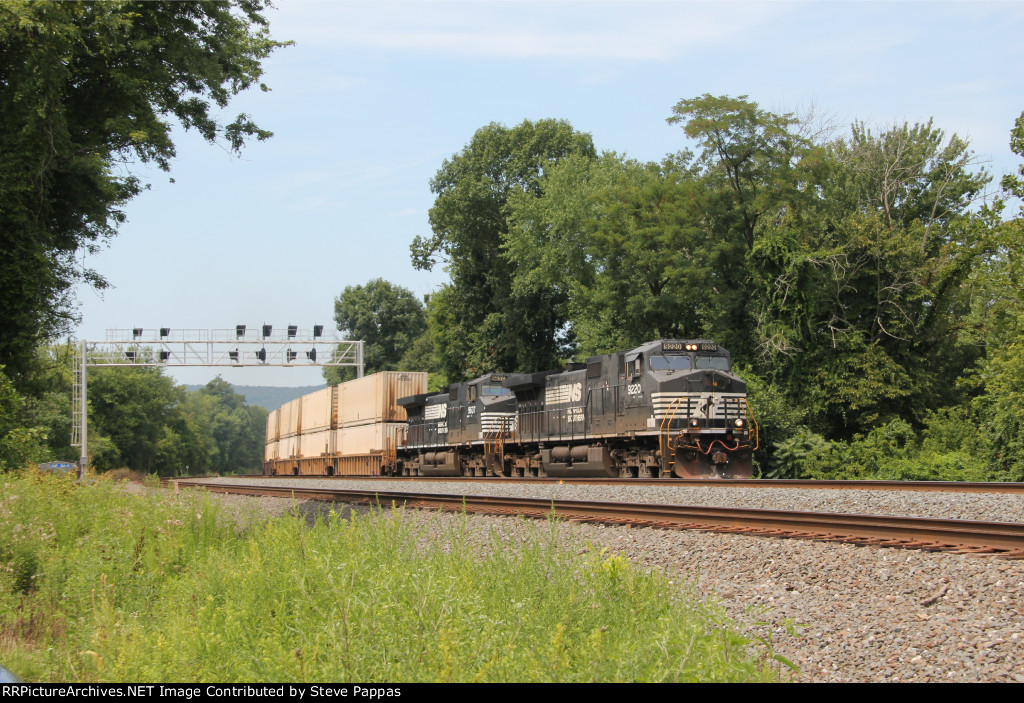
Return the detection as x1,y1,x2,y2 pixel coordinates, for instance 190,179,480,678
200,476,1024,523
186,478,1024,683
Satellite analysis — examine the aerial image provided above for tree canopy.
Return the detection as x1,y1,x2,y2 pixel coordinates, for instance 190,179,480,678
324,278,428,385
0,1,288,382
427,97,1019,479
412,119,597,380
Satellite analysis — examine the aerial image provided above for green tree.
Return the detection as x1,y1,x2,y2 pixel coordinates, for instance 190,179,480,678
0,1,288,383
324,279,427,385
966,110,1024,480
87,366,181,473
667,94,817,252
506,152,715,357
413,119,596,379
0,367,47,471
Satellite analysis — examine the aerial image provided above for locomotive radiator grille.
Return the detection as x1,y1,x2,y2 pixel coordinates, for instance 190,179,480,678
480,412,516,434
650,392,747,421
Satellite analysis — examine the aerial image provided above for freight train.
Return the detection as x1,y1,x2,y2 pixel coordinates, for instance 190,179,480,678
263,339,758,479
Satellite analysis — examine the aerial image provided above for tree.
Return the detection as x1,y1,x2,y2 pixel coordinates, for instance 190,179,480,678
0,1,288,383
412,119,596,379
87,366,181,473
667,94,816,252
505,152,716,357
325,279,427,385
0,367,46,471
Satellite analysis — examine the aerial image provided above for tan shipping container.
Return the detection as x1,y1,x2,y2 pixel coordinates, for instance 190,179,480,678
279,397,302,437
265,408,280,444
278,434,300,459
337,422,407,456
264,441,279,462
338,371,427,427
301,386,336,432
300,429,335,457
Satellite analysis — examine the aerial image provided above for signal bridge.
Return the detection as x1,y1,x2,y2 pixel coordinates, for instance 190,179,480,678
71,325,364,474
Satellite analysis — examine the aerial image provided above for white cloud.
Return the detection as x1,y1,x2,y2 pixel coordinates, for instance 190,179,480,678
270,1,793,61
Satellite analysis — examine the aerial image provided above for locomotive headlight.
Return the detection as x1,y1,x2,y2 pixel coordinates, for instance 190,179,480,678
734,419,745,428
690,419,699,428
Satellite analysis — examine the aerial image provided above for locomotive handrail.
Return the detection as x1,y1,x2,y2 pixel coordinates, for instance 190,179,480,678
739,398,760,451
659,396,686,475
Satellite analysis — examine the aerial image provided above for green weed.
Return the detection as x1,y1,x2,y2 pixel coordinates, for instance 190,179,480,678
0,473,785,683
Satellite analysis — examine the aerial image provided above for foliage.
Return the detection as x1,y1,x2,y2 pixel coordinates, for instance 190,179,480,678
0,368,47,472
797,418,990,482
324,279,427,385
507,152,721,357
0,1,288,382
0,474,782,682
431,97,1019,478
413,119,597,380
86,371,267,476
9,346,267,476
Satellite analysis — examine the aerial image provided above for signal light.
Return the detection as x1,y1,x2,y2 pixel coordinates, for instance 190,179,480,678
287,349,297,362
229,350,239,363
160,328,170,338
287,325,297,339
306,349,317,362
262,325,272,338
255,347,267,362
125,350,136,362
236,325,246,339
313,325,323,338
159,351,171,362
132,328,143,340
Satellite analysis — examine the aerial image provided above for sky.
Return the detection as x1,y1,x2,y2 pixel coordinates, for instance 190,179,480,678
71,0,1024,387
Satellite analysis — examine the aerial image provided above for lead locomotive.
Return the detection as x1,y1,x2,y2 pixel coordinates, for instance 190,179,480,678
395,339,757,479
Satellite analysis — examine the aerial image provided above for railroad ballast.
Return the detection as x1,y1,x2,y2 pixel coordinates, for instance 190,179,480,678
263,339,758,479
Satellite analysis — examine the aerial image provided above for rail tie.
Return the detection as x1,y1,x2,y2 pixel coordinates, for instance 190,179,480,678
176,480,1024,559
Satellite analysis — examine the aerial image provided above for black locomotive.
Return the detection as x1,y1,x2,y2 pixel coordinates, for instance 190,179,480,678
394,339,757,479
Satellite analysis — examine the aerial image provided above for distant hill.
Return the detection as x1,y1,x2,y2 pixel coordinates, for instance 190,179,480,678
185,384,326,410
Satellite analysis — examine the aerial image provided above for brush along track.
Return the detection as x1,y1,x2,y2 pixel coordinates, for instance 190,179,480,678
177,479,1024,559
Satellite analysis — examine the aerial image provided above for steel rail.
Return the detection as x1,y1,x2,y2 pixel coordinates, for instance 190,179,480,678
179,480,1024,558
246,474,1024,494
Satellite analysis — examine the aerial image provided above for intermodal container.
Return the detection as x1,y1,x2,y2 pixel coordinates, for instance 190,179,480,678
300,429,335,457
337,421,407,456
338,371,427,427
278,435,300,459
265,408,280,444
301,386,336,432
279,397,302,438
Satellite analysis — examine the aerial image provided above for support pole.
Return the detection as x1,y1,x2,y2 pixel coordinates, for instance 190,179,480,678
79,339,88,480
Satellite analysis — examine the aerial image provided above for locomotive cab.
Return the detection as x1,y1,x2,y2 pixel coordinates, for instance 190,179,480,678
465,374,517,441
639,340,755,478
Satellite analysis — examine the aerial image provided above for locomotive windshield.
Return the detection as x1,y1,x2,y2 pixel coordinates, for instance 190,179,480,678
481,385,512,397
695,355,730,371
650,355,692,371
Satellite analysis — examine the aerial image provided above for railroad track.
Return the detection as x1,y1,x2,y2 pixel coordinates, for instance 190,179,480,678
176,479,1024,559
237,474,1024,493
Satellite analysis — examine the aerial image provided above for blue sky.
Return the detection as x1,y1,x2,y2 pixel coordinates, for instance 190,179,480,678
72,0,1024,387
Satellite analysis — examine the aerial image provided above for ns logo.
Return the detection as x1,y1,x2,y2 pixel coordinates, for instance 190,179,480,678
566,382,582,403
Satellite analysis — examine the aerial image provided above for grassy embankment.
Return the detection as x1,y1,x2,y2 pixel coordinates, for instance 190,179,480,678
0,470,789,682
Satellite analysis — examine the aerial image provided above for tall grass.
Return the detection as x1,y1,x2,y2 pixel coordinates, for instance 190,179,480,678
0,471,784,682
